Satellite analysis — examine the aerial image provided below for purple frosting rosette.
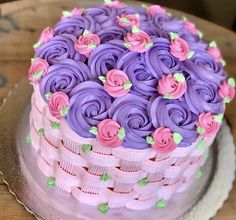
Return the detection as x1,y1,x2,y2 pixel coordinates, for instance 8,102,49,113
66,81,113,138
40,59,93,98
145,38,180,79
184,79,224,114
117,51,157,97
35,34,85,65
150,96,198,147
109,94,153,149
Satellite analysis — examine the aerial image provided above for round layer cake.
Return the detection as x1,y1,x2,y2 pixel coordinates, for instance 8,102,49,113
28,0,235,213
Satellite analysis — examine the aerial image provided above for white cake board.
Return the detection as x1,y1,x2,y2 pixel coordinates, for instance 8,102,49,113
0,79,235,220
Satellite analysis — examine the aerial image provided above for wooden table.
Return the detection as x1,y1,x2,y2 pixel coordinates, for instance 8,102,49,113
0,0,236,219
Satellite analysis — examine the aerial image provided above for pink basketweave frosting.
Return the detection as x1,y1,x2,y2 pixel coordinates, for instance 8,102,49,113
27,0,235,213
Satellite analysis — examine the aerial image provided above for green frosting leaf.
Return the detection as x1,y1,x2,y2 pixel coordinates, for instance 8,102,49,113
138,177,148,186
33,41,41,49
37,128,44,136
120,17,130,24
118,127,126,140
82,144,92,153
98,75,106,83
104,0,112,4
173,132,183,144
196,139,205,149
83,29,91,36
31,58,36,64
141,3,148,8
209,41,217,48
33,69,44,79
47,177,56,187
169,32,179,40
156,199,166,208
45,92,52,100
89,126,98,136
174,73,185,83
87,43,96,49
63,11,71,17
197,126,205,134
214,114,223,123
187,50,195,59
100,173,111,181
123,80,133,90
123,42,131,48
195,169,202,180
145,41,153,49
146,136,155,145
25,135,31,144
228,77,235,88
163,94,173,99
132,26,140,33
221,59,226,66
198,30,203,38
51,122,60,130
182,16,187,21
98,203,109,214
60,106,69,117
224,97,231,103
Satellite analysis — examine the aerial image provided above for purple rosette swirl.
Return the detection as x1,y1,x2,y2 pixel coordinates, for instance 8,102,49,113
40,59,92,98
66,81,113,138
97,26,127,43
54,16,100,37
145,38,180,79
109,94,153,149
83,6,118,28
184,80,224,114
150,97,198,147
183,51,227,85
117,51,157,97
88,40,127,76
35,34,84,65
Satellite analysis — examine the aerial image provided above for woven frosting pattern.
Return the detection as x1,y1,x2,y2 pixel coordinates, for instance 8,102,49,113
30,93,212,210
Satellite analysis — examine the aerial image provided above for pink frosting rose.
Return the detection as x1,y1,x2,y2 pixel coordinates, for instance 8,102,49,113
49,92,69,119
124,30,152,53
38,27,54,45
157,73,187,99
117,14,140,27
170,37,190,61
196,112,221,137
151,127,177,153
184,20,198,35
103,69,132,97
208,47,223,63
104,0,125,8
147,5,166,16
74,32,100,57
218,81,235,103
28,58,49,84
97,119,123,148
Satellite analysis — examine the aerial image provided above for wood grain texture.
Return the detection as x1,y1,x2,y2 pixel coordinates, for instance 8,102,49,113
0,0,235,219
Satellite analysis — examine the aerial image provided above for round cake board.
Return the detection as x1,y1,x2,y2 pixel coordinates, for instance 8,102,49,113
0,79,235,220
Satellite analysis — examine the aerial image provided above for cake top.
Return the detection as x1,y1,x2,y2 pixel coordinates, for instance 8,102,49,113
28,0,235,153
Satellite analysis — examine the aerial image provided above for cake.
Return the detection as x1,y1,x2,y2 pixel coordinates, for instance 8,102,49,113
27,0,235,213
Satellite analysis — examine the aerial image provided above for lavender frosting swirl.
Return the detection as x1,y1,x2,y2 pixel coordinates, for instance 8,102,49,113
150,97,198,147
40,59,92,98
35,34,84,65
97,26,127,43
184,80,224,114
109,94,153,149
88,40,127,76
54,16,100,37
66,81,113,138
117,51,157,97
183,51,227,85
145,38,180,79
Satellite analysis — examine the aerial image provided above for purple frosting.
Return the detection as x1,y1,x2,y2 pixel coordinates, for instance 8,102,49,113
183,51,227,85
145,38,180,79
66,81,113,138
97,26,127,43
184,80,224,114
54,16,101,37
150,97,198,147
109,94,153,149
35,34,84,65
88,40,126,76
117,51,157,97
40,59,92,98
